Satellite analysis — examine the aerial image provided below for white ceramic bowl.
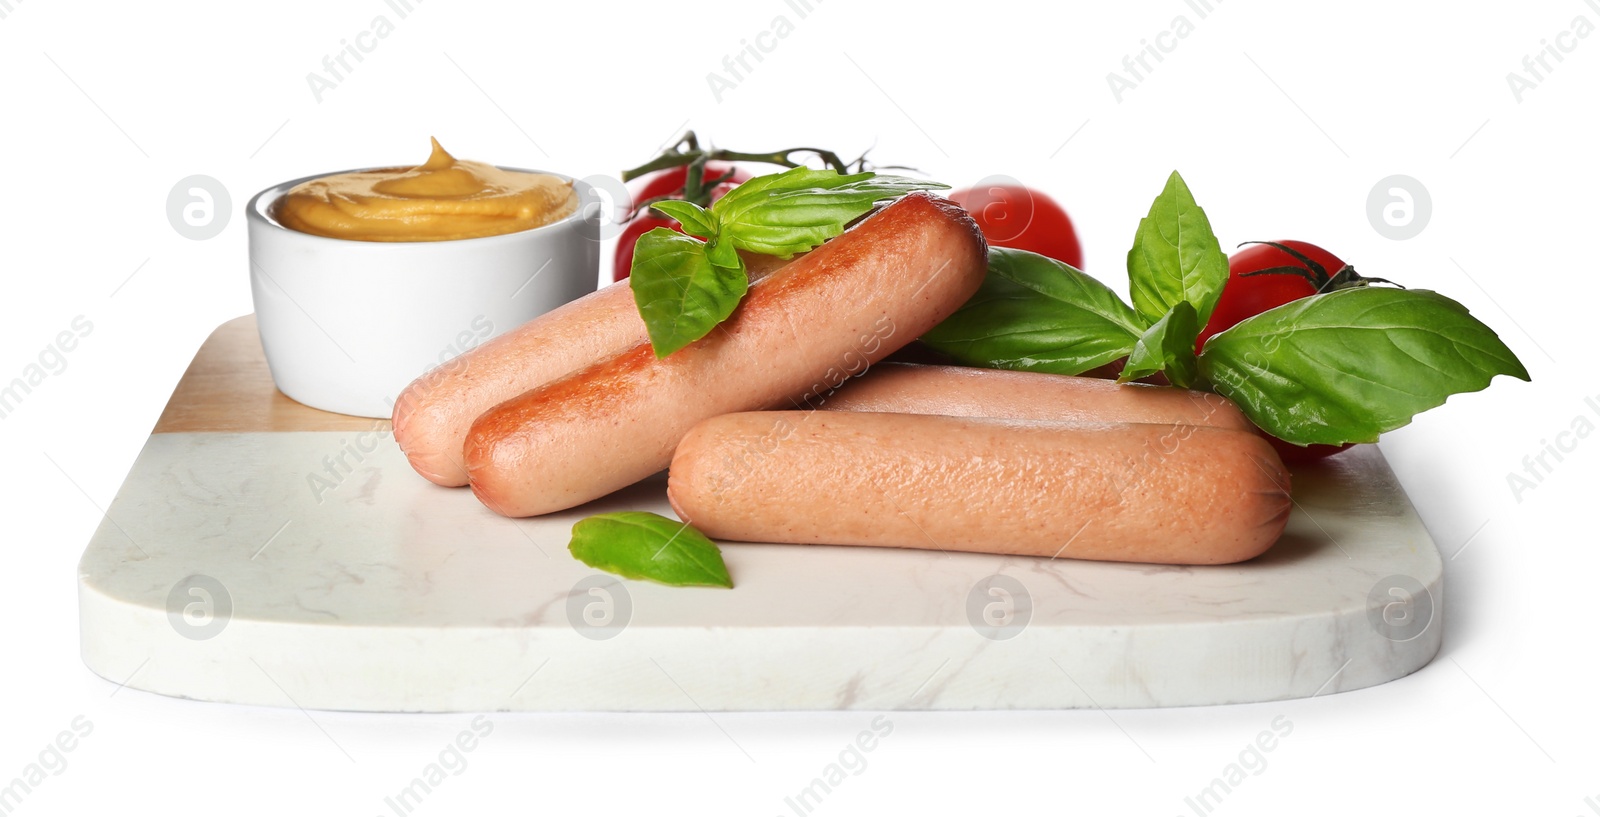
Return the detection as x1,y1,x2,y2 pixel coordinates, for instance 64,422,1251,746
247,168,600,418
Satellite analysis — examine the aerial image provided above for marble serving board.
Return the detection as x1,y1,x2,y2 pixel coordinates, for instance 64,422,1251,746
77,317,1444,712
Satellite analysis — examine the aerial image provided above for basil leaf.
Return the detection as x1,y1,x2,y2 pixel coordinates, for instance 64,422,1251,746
628,167,945,357
1197,287,1531,445
703,235,741,270
1119,301,1198,388
650,200,718,239
569,512,733,588
1127,171,1229,328
712,166,947,258
921,247,1146,375
629,228,748,358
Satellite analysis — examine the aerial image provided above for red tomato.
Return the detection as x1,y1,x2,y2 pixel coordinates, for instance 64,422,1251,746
1196,240,1350,350
948,183,1083,269
614,163,751,281
613,214,677,283
631,162,748,212
1199,239,1360,463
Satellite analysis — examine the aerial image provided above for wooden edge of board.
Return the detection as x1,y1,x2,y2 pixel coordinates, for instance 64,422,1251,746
153,316,392,434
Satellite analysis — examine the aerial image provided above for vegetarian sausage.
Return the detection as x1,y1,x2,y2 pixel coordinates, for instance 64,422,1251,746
823,362,1255,431
465,192,988,517
667,411,1291,565
392,252,792,486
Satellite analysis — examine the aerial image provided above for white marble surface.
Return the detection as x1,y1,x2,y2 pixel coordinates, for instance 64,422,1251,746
78,432,1442,711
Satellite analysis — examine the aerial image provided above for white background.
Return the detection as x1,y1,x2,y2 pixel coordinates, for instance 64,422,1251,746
1,0,1596,814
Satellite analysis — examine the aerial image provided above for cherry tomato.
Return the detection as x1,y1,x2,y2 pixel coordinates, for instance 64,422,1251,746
631,162,749,211
613,214,678,284
1197,240,1351,350
1199,239,1360,463
948,183,1083,269
613,163,751,281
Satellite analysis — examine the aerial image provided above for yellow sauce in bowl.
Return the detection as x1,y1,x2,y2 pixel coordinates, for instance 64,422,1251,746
275,139,579,242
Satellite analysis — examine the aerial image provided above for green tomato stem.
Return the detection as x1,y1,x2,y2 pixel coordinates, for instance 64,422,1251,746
620,130,854,189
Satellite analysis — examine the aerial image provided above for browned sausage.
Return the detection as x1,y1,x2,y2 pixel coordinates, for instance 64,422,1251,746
668,411,1291,565
465,192,988,517
822,362,1255,430
392,252,791,486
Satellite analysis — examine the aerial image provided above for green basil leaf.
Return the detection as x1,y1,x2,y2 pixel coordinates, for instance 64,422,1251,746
629,228,748,358
650,200,718,239
711,166,885,217
629,167,946,356
704,235,741,270
1119,301,1199,388
1197,287,1531,445
1127,171,1229,328
920,247,1146,375
711,166,948,258
569,512,733,588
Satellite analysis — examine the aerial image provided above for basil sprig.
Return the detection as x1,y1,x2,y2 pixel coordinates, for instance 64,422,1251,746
920,247,1144,374
921,170,1530,447
1127,172,1230,327
568,512,733,588
1199,288,1529,445
923,171,1217,378
651,199,718,237
629,166,947,357
1120,301,1198,388
629,229,749,361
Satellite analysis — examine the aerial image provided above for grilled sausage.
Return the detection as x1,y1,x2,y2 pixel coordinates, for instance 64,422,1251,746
392,253,791,486
465,192,988,517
